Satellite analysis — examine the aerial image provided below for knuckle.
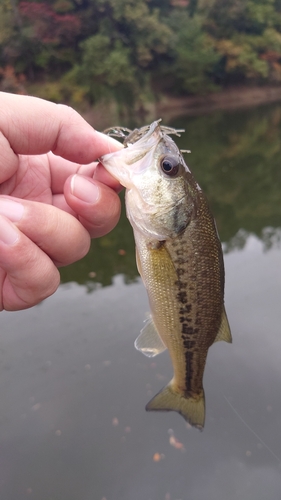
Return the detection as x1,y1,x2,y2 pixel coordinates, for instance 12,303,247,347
23,261,60,304
61,217,91,264
6,246,60,307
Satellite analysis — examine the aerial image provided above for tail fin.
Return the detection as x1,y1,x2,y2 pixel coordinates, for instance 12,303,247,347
145,382,205,430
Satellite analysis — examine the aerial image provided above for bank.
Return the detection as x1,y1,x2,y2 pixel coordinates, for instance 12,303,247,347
81,85,281,130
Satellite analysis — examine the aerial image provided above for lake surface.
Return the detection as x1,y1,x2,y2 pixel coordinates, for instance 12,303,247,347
0,103,281,500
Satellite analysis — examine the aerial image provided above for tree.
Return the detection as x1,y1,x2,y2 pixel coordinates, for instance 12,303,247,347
65,0,172,106
205,0,281,84
155,10,219,94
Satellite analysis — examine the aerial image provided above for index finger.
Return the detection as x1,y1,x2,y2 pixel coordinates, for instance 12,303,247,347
0,92,122,182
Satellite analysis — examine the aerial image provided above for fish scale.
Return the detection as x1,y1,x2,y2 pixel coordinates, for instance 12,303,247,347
101,120,232,429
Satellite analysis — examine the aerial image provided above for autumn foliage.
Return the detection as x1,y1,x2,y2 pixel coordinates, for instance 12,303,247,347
1,0,281,106
19,2,81,44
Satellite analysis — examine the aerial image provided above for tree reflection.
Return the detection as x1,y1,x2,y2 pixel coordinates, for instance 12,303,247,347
173,103,281,244
59,193,138,288
60,103,281,287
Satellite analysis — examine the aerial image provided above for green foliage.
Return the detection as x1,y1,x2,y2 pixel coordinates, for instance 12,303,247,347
63,0,172,107
65,34,136,105
206,0,281,83
0,0,14,45
158,11,219,94
2,0,281,105
246,0,277,30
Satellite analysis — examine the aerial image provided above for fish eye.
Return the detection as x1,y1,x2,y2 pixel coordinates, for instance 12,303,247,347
160,156,179,176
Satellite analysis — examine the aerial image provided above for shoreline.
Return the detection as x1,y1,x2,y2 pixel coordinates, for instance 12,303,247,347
155,85,281,121
81,85,281,129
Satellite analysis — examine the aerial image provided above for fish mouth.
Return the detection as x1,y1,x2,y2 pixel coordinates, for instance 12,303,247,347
100,121,162,188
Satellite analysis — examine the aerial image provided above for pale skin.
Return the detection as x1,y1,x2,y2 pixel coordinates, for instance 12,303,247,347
0,92,123,311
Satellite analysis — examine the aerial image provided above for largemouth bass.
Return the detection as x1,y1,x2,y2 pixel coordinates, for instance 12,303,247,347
100,120,231,430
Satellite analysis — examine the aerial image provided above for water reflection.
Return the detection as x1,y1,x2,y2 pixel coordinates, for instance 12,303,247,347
224,226,281,253
173,104,281,246
1,103,281,500
60,195,137,290
0,238,281,500
60,103,281,288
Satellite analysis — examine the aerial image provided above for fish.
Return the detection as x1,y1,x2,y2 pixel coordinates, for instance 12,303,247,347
100,120,231,430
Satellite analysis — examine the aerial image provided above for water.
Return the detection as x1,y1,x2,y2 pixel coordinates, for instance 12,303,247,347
0,103,281,500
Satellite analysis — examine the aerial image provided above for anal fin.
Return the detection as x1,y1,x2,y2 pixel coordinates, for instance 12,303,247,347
134,317,167,358
214,306,232,344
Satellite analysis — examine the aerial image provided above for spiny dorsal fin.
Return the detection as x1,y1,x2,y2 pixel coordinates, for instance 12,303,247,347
214,306,232,344
134,317,167,357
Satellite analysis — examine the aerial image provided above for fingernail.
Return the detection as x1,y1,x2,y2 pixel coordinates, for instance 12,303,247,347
0,199,24,222
0,216,19,245
71,175,100,204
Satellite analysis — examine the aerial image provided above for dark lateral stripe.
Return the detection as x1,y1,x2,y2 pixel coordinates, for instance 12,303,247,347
184,350,194,390
183,339,196,349
180,305,192,314
177,291,188,303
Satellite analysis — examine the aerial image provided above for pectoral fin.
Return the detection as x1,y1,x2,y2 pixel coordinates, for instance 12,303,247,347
135,246,142,277
134,317,167,357
214,306,232,344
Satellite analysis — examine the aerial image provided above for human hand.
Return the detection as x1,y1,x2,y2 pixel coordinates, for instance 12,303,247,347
0,92,123,311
